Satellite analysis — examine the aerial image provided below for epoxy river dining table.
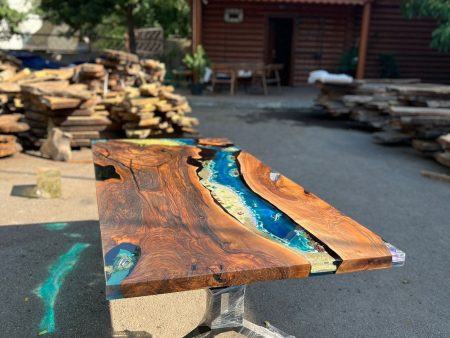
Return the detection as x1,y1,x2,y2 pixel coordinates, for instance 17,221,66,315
93,138,405,337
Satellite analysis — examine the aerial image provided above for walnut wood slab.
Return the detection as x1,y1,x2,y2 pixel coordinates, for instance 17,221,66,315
93,139,398,300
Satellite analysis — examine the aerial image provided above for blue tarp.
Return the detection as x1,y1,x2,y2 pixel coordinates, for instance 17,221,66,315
9,51,67,70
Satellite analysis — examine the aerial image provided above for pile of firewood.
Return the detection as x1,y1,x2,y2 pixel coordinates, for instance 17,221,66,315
314,79,450,169
21,80,111,147
105,82,198,138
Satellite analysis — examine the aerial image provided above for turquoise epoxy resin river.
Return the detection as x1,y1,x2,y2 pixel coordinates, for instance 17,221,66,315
197,145,326,254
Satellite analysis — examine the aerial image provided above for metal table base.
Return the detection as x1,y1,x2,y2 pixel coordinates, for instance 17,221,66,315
184,285,295,338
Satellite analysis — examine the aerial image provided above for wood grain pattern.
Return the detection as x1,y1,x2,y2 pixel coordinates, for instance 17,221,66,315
94,140,311,298
237,151,392,273
93,139,394,299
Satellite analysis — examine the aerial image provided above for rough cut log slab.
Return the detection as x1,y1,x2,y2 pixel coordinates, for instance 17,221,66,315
0,82,21,93
373,131,412,145
51,116,111,127
41,96,82,110
411,139,442,152
0,121,29,133
0,134,21,157
390,106,450,117
400,116,450,127
388,83,450,96
103,49,139,63
434,152,450,168
437,133,450,150
68,131,100,139
58,125,108,132
426,100,450,108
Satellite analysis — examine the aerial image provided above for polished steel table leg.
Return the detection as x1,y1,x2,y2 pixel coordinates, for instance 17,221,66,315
184,285,295,338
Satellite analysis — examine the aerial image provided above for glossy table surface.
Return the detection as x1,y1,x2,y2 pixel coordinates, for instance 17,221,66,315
93,138,404,300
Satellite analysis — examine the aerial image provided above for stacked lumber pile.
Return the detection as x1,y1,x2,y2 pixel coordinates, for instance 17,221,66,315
107,83,198,138
141,59,166,83
315,79,420,128
96,49,142,91
0,134,22,158
0,52,21,81
315,78,450,169
21,80,111,147
0,67,76,115
385,84,450,167
76,63,106,95
436,134,450,168
0,113,29,134
315,82,356,117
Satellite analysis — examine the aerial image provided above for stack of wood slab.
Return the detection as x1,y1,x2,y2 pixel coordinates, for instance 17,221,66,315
436,134,450,168
0,134,22,158
385,84,450,168
316,79,420,128
76,63,106,95
315,82,356,117
21,80,111,147
315,79,450,169
106,83,198,138
96,49,142,91
141,59,166,83
0,52,21,81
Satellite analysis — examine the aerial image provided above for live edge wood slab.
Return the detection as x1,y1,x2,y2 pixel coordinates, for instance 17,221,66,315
93,138,404,300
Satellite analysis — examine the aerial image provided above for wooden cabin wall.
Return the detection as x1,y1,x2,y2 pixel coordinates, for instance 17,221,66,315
202,1,355,85
202,0,449,84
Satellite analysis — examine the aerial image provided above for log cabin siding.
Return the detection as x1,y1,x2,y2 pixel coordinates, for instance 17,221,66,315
202,0,449,84
363,0,450,83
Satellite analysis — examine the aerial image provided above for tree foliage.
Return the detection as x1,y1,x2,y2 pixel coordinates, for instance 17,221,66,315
0,2,27,38
39,0,190,52
402,0,450,52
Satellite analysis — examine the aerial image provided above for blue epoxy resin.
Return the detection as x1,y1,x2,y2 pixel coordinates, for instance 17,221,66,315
199,146,323,254
104,243,141,300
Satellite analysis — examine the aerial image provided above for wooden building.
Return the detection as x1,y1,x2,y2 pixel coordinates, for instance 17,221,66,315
190,0,450,85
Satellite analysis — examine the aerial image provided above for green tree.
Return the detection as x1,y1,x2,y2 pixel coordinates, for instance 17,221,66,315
0,2,27,38
39,0,189,53
402,0,450,52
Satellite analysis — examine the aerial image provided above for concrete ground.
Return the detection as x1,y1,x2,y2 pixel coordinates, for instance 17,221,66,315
182,85,318,111
1,107,450,337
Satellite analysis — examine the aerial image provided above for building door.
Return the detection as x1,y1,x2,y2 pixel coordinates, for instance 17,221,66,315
267,17,294,86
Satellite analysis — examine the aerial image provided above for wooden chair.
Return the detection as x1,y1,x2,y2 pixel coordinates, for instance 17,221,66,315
265,64,283,92
211,63,237,95
250,63,269,96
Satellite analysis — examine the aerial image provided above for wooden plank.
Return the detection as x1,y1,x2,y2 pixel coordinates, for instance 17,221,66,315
390,106,450,117
93,139,396,299
438,134,450,150
237,151,392,274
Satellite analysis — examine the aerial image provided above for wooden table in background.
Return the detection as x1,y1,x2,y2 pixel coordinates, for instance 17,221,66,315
93,138,405,337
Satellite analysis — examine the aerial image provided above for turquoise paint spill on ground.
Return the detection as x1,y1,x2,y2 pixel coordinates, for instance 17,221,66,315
43,222,69,231
34,243,90,335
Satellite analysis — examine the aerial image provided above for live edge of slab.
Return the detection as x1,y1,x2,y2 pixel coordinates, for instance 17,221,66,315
93,138,394,300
